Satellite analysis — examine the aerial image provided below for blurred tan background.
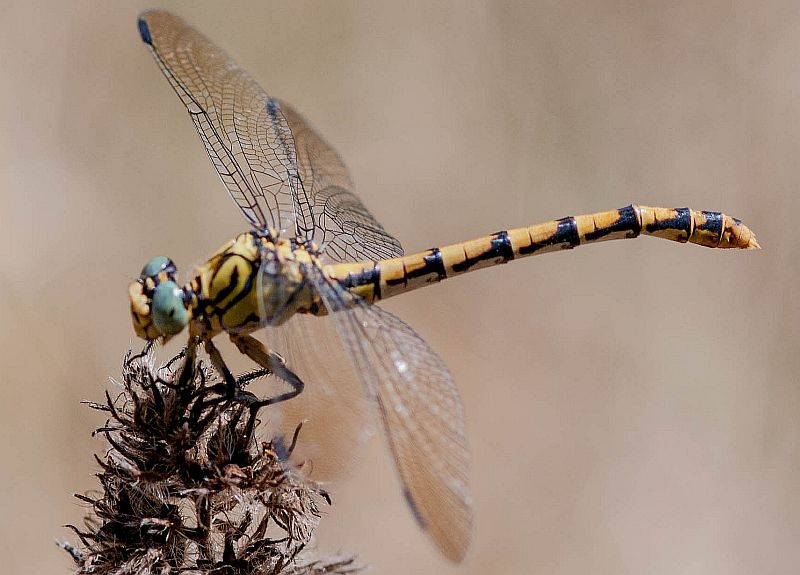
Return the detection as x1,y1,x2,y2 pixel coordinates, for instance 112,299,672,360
1,1,798,573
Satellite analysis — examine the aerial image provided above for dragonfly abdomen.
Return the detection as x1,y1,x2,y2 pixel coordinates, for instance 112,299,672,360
327,205,758,303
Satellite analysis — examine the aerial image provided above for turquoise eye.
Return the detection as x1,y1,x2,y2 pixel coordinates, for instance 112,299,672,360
151,281,189,336
140,256,176,280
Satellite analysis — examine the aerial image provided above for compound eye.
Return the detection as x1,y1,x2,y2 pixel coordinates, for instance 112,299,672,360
140,256,177,280
151,281,189,336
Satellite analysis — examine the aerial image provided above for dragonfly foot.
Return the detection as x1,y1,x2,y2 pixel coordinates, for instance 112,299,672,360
230,333,305,409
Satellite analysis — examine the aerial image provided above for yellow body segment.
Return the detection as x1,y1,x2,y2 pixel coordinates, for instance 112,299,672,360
201,234,261,332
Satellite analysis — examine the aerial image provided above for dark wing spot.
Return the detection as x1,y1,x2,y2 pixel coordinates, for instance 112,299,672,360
266,98,280,118
137,18,152,45
403,488,427,528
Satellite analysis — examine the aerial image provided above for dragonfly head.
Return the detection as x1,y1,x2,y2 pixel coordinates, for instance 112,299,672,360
129,256,191,342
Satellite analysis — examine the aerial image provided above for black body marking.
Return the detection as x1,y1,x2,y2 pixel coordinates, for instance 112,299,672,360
492,230,515,261
242,312,261,325
554,217,581,248
423,248,447,281
697,210,724,240
340,266,380,290
211,255,256,313
384,272,406,288
645,207,691,241
211,258,240,304
451,231,515,273
519,216,580,255
402,249,447,281
373,262,382,300
181,285,195,310
585,205,642,241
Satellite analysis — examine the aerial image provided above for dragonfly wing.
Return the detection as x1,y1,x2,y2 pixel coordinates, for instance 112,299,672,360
138,10,404,261
278,100,404,261
312,272,472,562
138,10,296,231
260,313,376,482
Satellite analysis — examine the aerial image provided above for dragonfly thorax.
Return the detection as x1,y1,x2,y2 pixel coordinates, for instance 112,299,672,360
189,232,324,336
255,238,317,326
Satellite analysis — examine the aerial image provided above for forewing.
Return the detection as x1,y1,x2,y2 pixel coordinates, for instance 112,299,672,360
279,101,404,261
138,10,403,261
138,9,300,232
313,274,472,562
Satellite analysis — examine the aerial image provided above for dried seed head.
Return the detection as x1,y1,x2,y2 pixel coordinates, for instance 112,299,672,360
63,347,359,575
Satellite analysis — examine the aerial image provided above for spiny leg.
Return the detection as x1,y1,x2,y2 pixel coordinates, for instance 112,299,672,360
205,337,295,416
230,333,305,410
196,340,272,432
235,368,272,387
176,336,199,389
203,337,239,399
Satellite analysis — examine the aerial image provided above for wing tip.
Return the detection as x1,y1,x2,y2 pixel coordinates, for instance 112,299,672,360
402,487,427,528
404,488,472,562
137,16,152,45
435,523,471,563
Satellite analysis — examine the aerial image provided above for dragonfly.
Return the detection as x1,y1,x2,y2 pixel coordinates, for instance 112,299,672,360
130,9,759,563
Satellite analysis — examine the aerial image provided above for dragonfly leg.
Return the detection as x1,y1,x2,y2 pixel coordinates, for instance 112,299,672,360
176,336,199,389
229,333,305,409
203,337,239,399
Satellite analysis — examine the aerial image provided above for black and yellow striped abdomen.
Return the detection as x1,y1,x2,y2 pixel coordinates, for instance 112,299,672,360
327,205,759,303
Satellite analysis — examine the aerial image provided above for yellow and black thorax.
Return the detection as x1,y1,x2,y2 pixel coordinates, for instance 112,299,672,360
190,232,328,338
